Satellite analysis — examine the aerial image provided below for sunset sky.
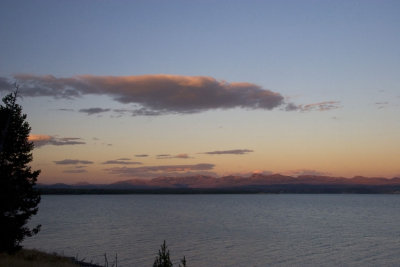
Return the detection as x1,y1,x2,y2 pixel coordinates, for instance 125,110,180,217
1,0,399,184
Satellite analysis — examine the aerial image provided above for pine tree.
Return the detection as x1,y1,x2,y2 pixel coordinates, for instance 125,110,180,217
179,256,187,267
153,240,173,267
0,88,41,253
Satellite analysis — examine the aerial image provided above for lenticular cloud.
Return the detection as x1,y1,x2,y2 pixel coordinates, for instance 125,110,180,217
5,74,285,114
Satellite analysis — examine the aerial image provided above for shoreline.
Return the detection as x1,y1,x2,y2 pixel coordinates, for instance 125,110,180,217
0,249,103,267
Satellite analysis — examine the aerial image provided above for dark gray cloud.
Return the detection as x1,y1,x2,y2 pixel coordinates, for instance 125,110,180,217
106,163,215,177
113,108,164,117
298,101,340,112
375,102,389,109
131,108,164,116
3,74,286,114
102,160,142,165
285,102,299,111
74,165,88,169
63,169,88,174
58,108,74,112
156,154,170,157
29,135,85,147
0,77,12,91
54,159,94,165
156,153,191,159
79,107,111,115
135,154,149,158
203,149,254,155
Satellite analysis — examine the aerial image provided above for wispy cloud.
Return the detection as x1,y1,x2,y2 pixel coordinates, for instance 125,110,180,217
102,159,142,165
54,159,94,165
297,101,340,112
29,134,85,147
0,77,11,90
284,103,299,111
4,74,287,114
63,169,88,174
156,154,170,158
156,153,191,159
135,154,149,158
79,107,110,115
286,169,328,177
106,163,215,177
375,101,390,109
202,149,254,155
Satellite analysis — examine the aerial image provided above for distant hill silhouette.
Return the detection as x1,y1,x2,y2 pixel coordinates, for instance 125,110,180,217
37,174,400,194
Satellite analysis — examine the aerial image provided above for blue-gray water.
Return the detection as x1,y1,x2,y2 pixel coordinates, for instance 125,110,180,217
23,194,400,266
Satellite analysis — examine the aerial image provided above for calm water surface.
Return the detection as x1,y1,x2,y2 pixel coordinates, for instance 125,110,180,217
23,194,400,266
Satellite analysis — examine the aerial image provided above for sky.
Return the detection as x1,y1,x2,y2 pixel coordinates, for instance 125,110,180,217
0,0,399,184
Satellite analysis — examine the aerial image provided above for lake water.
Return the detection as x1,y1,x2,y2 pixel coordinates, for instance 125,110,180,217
23,194,400,266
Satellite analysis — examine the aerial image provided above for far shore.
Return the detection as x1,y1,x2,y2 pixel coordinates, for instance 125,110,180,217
38,184,400,195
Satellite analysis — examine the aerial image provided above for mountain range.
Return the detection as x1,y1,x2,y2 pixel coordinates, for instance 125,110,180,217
39,173,400,190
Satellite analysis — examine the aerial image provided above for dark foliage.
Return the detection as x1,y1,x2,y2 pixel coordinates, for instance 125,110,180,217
179,256,187,267
153,240,173,267
153,240,187,267
0,89,41,253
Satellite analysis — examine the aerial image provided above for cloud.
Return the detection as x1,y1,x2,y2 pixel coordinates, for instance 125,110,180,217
102,159,142,165
286,169,328,177
284,102,299,111
130,108,164,116
106,163,215,177
113,108,163,117
135,154,149,157
58,108,74,112
79,107,110,115
29,134,85,147
156,153,191,159
4,74,286,114
63,169,88,174
156,154,170,157
54,159,94,165
251,170,274,176
202,149,254,155
298,101,340,112
174,154,191,159
74,165,88,169
0,77,12,91
375,102,389,109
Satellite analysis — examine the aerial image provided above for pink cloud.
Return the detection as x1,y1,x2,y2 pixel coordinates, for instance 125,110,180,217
8,74,285,114
29,134,85,147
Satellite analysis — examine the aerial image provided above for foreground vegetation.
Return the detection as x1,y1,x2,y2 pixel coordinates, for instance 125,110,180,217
0,249,81,267
0,241,186,267
1,89,41,253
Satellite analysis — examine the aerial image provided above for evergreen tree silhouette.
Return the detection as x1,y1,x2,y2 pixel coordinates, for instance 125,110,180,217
153,240,173,267
179,256,187,267
0,88,41,252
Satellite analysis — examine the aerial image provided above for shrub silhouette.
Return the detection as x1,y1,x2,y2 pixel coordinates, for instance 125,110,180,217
0,88,41,253
153,240,187,267
153,240,173,267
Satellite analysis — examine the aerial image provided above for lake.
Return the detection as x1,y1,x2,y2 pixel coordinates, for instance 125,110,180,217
23,194,400,266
